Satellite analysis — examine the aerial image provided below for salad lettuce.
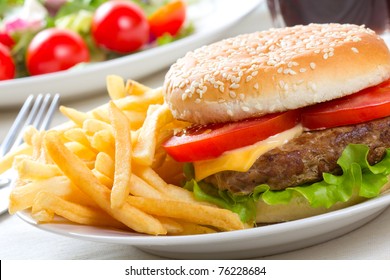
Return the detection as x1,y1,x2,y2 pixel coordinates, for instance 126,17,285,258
184,144,390,224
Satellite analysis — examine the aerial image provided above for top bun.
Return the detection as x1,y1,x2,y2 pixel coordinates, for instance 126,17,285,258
163,23,390,124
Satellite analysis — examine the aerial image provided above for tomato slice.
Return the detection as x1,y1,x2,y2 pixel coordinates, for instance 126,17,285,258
148,0,186,37
163,110,301,162
302,79,390,130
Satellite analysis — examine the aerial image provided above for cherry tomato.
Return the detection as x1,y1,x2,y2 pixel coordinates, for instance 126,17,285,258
0,32,15,49
148,0,186,37
92,1,149,53
163,110,301,162
0,43,15,80
302,79,390,130
26,28,89,76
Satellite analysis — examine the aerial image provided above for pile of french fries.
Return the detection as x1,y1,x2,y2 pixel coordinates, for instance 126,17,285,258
0,75,245,235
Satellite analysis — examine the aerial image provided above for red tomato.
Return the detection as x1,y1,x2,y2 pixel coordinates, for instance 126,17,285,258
163,110,301,162
0,43,15,80
148,0,186,37
26,28,89,76
92,1,149,53
0,32,15,49
302,79,390,130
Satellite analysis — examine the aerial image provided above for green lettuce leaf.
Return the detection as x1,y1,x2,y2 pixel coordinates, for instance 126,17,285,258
184,144,390,224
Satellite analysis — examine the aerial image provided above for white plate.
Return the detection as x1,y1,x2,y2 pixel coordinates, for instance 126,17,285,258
17,192,390,259
0,0,262,108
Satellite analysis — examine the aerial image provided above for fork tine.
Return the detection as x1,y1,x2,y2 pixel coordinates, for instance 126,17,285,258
32,94,51,129
0,95,34,157
40,93,60,131
0,94,60,157
10,94,45,151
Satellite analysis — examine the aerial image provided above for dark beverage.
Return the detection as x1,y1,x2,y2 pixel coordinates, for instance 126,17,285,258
267,0,390,34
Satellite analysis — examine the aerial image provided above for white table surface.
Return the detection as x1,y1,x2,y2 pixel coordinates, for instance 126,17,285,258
1,2,390,260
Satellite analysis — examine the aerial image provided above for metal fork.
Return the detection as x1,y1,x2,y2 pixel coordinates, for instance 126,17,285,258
0,93,60,214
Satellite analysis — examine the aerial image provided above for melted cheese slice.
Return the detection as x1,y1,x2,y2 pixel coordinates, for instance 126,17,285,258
194,125,303,181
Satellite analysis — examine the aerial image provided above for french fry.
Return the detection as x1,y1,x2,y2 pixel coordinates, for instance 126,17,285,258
125,79,151,96
0,144,32,175
94,152,114,179
133,104,173,166
128,174,163,198
83,118,113,135
115,88,164,111
44,131,166,235
109,101,132,208
177,221,217,235
154,216,183,235
107,75,126,100
92,169,113,188
90,130,115,159
122,111,147,130
22,126,38,145
133,166,200,203
64,128,96,152
14,158,62,180
127,196,245,231
32,191,125,228
9,176,75,213
60,106,89,127
65,142,96,162
91,107,110,123
32,208,55,223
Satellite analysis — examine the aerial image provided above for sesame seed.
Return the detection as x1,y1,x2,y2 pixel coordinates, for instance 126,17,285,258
229,91,236,98
227,109,234,116
300,68,307,73
277,67,283,73
230,83,239,89
255,104,263,110
254,83,259,90
239,93,245,100
323,53,329,59
351,47,359,53
267,60,276,66
308,81,317,91
246,75,253,82
310,62,316,70
241,106,250,112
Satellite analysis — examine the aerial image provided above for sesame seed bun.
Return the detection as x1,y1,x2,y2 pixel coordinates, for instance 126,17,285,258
163,23,390,124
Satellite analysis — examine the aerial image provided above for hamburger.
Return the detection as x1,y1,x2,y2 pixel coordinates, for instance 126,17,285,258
161,23,390,225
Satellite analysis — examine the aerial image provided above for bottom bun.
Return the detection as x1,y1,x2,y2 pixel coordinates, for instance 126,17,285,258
255,183,390,224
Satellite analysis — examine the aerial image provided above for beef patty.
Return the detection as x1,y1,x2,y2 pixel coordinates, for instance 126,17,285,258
204,116,390,194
